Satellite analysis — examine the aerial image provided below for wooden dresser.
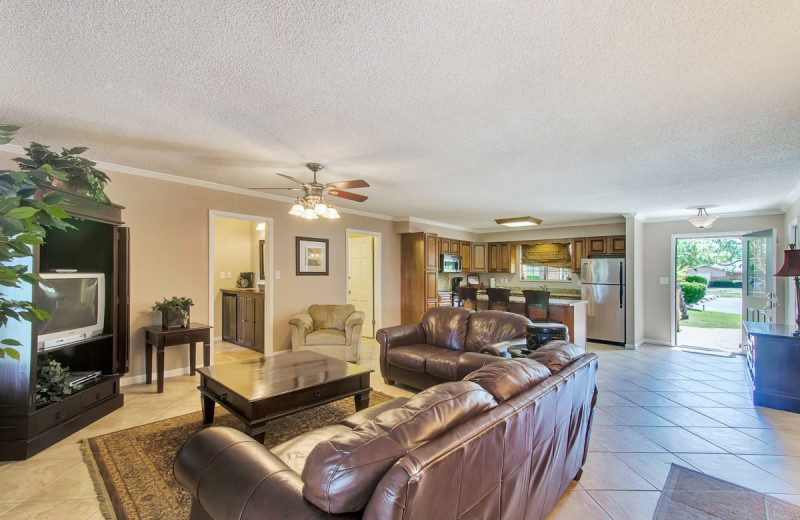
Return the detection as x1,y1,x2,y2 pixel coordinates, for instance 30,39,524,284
743,321,800,413
221,289,265,352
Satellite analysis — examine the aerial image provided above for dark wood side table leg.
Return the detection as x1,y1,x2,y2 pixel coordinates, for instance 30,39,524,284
189,341,197,376
201,393,215,424
354,391,370,411
203,338,210,367
157,347,165,393
145,342,153,385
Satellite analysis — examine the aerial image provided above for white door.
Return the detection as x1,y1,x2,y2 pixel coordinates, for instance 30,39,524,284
742,229,776,346
348,236,375,337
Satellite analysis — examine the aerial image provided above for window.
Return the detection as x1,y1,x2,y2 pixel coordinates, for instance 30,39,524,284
519,243,572,281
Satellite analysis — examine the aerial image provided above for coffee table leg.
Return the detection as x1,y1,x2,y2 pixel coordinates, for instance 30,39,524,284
354,392,370,411
249,429,266,444
201,393,215,424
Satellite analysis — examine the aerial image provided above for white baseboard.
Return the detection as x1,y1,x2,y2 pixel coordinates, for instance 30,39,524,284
213,335,223,342
638,338,672,347
624,343,637,350
120,367,193,387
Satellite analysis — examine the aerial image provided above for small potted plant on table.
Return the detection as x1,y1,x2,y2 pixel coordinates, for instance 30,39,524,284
152,296,194,329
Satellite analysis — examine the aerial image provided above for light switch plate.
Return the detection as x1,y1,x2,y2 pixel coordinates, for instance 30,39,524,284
660,277,669,285
226,272,232,279
219,272,225,279
275,271,281,280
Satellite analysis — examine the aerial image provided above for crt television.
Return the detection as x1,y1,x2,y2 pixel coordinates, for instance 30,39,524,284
36,272,106,351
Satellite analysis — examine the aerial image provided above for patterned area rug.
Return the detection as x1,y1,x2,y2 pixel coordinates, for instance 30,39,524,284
652,464,800,519
83,392,393,520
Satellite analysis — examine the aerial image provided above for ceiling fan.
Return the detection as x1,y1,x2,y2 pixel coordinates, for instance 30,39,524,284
249,163,370,219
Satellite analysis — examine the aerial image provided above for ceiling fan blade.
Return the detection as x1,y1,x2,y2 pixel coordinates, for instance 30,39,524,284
248,187,303,191
325,179,370,189
276,173,308,185
328,189,368,202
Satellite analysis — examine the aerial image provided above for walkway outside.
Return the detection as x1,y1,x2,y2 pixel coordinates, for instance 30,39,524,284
678,290,742,353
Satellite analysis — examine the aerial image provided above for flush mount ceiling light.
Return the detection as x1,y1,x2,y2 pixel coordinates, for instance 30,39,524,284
688,207,718,229
495,216,543,227
249,163,370,220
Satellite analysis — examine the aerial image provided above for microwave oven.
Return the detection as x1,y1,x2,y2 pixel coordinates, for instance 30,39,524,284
440,254,462,273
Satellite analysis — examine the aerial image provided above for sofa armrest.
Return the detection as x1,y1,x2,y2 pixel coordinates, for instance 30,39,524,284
344,311,365,346
175,427,355,520
377,323,425,380
478,337,527,357
455,352,506,380
288,311,313,348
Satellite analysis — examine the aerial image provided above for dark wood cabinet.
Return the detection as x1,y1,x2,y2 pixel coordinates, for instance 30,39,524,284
571,238,586,273
401,233,439,323
487,243,516,273
0,187,129,460
586,236,625,256
587,237,607,255
472,244,487,272
744,321,800,413
608,235,626,254
221,290,264,352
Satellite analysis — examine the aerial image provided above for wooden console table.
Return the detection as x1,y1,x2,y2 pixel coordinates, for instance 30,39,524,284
744,321,800,413
144,323,212,393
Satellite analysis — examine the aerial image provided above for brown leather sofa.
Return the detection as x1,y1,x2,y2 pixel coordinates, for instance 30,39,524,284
377,306,532,389
174,341,599,520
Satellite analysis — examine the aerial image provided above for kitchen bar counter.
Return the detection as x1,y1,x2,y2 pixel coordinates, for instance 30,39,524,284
475,294,587,348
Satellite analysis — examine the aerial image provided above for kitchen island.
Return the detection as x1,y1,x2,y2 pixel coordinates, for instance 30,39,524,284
476,293,587,348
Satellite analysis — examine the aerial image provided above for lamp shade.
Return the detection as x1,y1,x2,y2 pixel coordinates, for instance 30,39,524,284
688,208,718,229
775,249,800,277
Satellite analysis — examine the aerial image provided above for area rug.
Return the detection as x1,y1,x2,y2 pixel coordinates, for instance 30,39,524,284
652,464,800,519
83,392,394,520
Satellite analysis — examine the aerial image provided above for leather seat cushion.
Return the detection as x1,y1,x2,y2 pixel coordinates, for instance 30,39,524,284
305,329,347,345
339,397,410,429
308,304,355,331
420,307,472,351
425,350,462,380
464,310,532,352
272,424,352,474
464,358,552,402
527,341,586,373
301,381,497,514
386,344,450,373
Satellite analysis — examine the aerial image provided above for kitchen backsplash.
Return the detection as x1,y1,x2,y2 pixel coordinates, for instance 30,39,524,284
438,272,582,295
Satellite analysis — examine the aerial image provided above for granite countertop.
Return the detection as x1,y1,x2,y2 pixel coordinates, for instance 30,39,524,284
476,293,586,307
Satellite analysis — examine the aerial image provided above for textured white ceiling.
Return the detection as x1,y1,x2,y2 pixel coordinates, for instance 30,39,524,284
2,1,799,230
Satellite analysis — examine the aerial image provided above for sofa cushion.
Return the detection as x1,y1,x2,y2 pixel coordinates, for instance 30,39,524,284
304,329,347,346
387,344,449,373
340,397,410,429
527,340,586,372
308,304,355,331
464,358,552,403
464,310,532,352
272,424,352,474
420,307,472,351
425,350,463,380
301,381,497,514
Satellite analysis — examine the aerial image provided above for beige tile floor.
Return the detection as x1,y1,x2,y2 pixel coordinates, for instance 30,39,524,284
1,341,798,519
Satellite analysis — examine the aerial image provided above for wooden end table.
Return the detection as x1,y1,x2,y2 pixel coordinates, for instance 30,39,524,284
144,322,212,393
197,351,373,443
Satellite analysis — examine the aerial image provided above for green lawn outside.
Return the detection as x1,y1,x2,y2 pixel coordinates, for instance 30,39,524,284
681,309,741,329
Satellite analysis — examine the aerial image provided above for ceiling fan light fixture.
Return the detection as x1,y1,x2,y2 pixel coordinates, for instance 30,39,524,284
495,216,543,227
302,207,318,220
289,201,304,216
315,201,328,215
325,207,340,219
688,208,718,229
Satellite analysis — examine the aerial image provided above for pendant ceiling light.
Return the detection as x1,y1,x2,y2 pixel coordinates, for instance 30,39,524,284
688,208,718,229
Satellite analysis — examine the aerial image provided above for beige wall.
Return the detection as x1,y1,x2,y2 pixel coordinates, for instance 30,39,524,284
211,217,253,338
782,194,800,326
641,214,785,345
100,171,401,382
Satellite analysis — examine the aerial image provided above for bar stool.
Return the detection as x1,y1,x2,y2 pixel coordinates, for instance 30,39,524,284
522,290,560,323
486,288,511,311
456,286,478,310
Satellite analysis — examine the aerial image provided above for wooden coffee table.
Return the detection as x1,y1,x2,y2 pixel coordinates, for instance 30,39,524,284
196,351,373,442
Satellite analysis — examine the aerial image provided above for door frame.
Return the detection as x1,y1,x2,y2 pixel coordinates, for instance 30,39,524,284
345,228,381,336
209,210,275,357
669,230,746,347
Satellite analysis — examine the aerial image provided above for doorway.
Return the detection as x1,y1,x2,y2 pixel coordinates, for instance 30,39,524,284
209,211,274,360
346,230,380,338
674,234,743,353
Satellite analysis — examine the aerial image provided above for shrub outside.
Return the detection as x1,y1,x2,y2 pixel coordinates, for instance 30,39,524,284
679,281,707,305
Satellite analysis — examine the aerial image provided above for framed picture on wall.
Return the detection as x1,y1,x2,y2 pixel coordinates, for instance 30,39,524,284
296,236,329,276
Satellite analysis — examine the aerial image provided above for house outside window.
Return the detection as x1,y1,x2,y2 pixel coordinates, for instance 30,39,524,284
519,243,572,281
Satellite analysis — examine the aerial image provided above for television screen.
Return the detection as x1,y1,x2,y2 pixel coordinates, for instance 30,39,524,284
37,277,100,335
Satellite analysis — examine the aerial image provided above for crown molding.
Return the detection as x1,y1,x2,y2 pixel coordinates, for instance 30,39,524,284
0,143,394,221
393,216,475,232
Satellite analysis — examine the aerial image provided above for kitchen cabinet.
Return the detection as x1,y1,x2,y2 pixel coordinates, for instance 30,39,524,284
587,237,607,255
402,232,439,323
450,240,460,256
488,242,517,273
472,243,487,272
460,241,471,271
609,236,626,254
571,238,586,273
438,238,450,255
221,289,264,352
586,236,626,256
437,292,453,307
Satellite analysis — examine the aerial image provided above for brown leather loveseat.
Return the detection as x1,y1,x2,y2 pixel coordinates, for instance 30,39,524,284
174,341,599,520
378,306,532,389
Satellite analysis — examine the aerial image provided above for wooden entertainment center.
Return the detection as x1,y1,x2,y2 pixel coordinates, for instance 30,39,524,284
0,188,130,460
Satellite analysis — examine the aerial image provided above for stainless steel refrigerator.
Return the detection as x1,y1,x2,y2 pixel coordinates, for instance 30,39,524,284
581,258,626,344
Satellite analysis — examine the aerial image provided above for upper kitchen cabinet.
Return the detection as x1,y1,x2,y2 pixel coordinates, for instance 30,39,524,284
586,235,625,256
425,233,438,269
437,237,450,256
608,235,626,254
472,243,487,272
460,241,471,270
587,237,607,255
571,238,586,272
488,242,517,273
450,240,460,256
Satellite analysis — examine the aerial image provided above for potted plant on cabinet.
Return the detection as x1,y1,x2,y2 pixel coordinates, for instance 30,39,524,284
152,296,194,329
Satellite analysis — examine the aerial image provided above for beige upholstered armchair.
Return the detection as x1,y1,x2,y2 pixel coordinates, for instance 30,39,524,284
288,304,365,362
